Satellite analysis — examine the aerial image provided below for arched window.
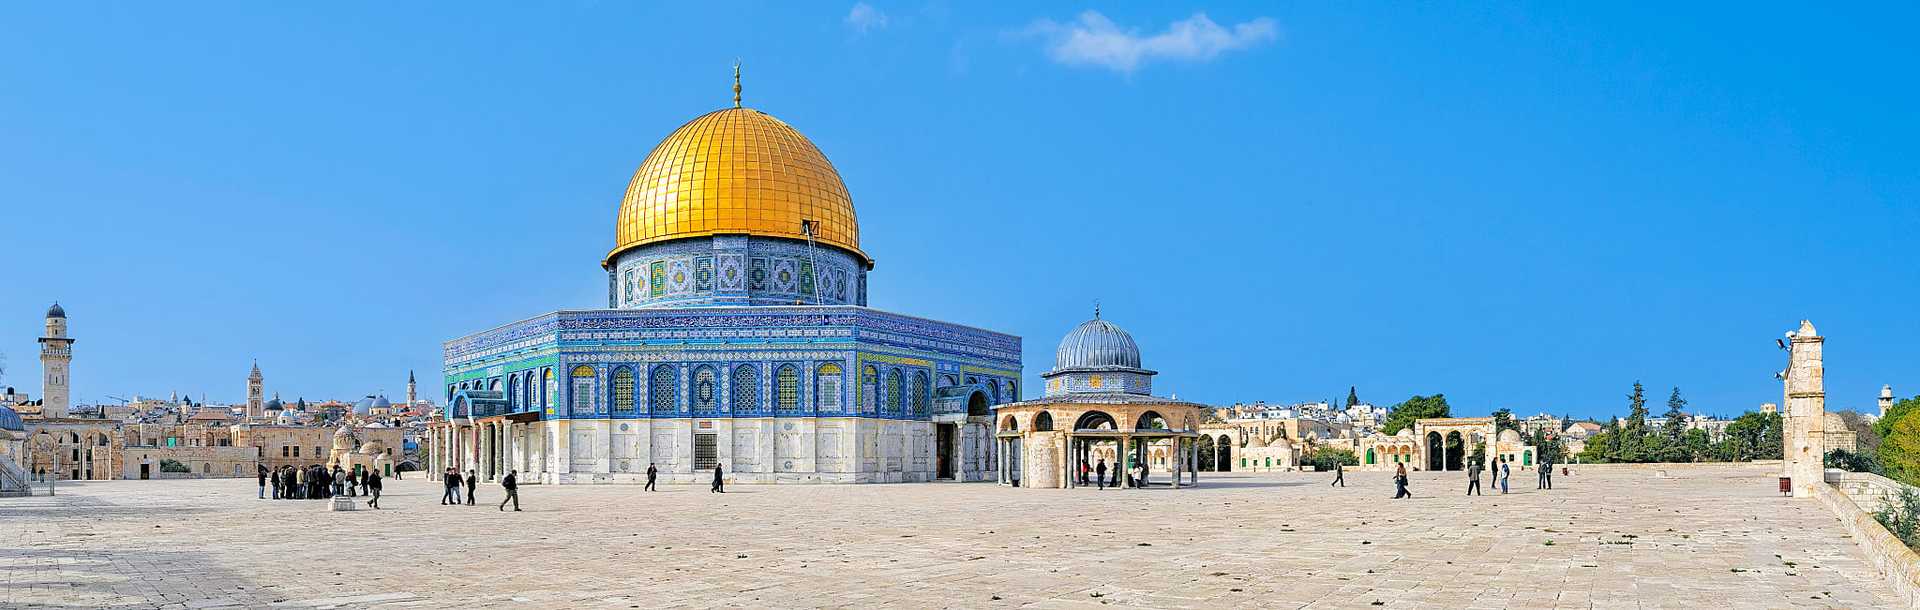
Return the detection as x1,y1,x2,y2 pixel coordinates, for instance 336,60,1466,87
1002,415,1019,431
732,365,760,414
542,368,556,410
776,365,800,410
489,378,501,391
523,372,535,410
570,365,596,415
941,374,958,387
1034,411,1054,431
911,371,929,415
693,366,718,411
650,365,677,414
505,375,517,408
815,363,842,411
861,365,879,413
1006,381,1017,402
988,379,1000,403
611,367,636,415
886,369,905,415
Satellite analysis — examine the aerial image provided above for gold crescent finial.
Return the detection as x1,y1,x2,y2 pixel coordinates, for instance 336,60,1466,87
733,61,743,108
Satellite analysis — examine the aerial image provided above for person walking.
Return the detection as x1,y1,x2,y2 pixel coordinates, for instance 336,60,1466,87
360,468,371,496
1330,461,1345,487
465,469,478,506
1094,459,1108,490
1499,458,1511,494
1540,459,1553,490
344,468,358,498
257,464,269,499
1392,463,1412,499
365,470,383,509
442,468,461,505
645,463,658,491
1467,462,1482,496
1078,460,1091,486
710,464,725,493
499,469,521,511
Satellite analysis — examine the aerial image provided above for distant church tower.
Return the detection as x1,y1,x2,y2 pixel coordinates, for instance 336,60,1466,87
1881,385,1895,419
37,303,73,418
406,370,417,405
1781,320,1825,499
247,361,265,418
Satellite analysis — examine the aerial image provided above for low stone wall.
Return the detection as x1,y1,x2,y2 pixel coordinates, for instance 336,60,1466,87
1821,470,1920,608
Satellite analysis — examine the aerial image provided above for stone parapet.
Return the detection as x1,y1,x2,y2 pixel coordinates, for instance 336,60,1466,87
1819,472,1920,608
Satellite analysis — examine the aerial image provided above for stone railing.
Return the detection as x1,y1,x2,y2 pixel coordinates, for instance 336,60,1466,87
0,455,31,496
1821,469,1920,608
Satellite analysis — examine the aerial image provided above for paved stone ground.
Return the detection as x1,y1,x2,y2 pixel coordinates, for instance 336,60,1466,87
0,463,1901,609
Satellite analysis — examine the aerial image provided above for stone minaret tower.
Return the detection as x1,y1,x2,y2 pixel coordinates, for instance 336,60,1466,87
37,303,73,418
1782,320,1825,499
1881,385,1896,419
246,361,265,418
406,370,417,406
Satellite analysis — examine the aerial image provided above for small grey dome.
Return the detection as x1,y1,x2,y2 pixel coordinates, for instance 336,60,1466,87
46,303,65,319
1053,317,1142,370
373,396,392,409
0,405,23,431
264,398,284,411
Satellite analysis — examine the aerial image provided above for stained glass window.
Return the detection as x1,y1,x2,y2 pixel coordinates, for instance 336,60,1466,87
776,365,799,410
887,370,904,414
732,365,759,414
817,363,842,410
612,367,635,414
694,366,717,410
651,365,677,413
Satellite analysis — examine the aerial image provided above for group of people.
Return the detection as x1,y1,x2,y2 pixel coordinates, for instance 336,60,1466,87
259,463,383,508
1379,456,1558,499
441,467,521,511
1072,458,1152,490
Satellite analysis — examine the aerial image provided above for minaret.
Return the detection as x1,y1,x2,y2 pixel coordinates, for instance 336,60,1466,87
406,370,417,406
247,361,265,418
1781,320,1825,499
1881,385,1895,419
37,303,73,418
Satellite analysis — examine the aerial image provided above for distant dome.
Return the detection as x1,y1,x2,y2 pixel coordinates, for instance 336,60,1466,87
1246,435,1268,448
0,405,23,431
1052,317,1142,371
353,397,375,415
45,303,65,319
1499,429,1523,444
373,396,392,409
264,398,284,411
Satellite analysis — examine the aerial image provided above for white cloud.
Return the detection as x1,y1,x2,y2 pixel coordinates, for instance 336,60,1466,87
1026,11,1277,74
846,3,889,34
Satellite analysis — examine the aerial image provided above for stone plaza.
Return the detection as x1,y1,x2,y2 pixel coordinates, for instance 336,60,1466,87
0,463,1902,609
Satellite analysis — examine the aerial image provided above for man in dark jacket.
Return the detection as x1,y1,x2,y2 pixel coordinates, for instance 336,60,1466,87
442,468,461,505
645,463,658,491
1095,459,1108,490
465,469,478,505
258,464,269,499
710,464,725,493
499,469,520,511
365,470,383,509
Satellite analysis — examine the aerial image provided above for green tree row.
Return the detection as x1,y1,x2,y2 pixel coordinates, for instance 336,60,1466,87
1576,382,1783,464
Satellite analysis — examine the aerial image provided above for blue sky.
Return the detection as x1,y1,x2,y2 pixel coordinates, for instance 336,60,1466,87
1,3,1914,418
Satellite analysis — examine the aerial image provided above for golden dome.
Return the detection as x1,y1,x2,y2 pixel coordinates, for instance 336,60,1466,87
606,107,867,267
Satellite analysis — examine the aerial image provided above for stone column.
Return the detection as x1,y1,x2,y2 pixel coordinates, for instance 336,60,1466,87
1783,320,1826,499
1171,438,1182,489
